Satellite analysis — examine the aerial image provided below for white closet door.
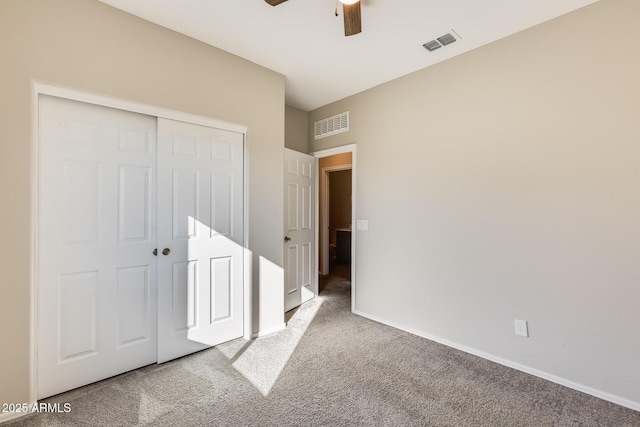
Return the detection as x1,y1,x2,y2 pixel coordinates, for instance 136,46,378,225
38,96,158,399
156,118,244,363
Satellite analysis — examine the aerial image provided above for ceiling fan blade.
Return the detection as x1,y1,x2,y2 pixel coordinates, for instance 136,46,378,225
343,1,362,36
265,0,287,5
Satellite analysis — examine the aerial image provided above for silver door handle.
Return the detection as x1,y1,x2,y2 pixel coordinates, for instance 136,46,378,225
284,236,291,243
162,248,171,256
153,248,158,256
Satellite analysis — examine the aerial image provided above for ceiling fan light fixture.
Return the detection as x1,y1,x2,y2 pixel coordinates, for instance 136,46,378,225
339,0,360,5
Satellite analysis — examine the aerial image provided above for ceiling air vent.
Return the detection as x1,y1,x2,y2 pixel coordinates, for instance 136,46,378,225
423,30,459,53
314,111,349,140
437,33,457,46
422,40,441,52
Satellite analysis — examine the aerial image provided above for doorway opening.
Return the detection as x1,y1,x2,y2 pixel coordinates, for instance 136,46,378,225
320,166,352,292
313,144,356,311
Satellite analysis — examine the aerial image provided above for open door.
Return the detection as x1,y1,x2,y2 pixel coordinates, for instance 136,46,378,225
157,118,244,363
284,148,316,312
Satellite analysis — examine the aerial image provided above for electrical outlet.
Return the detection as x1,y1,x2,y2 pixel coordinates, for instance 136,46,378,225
514,319,529,337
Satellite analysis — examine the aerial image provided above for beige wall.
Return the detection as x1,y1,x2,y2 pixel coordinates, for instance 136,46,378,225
318,153,352,169
0,0,284,408
310,0,640,407
285,106,309,153
329,170,352,234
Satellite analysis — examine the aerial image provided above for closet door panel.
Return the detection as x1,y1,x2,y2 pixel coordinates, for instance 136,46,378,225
157,118,244,363
37,95,158,399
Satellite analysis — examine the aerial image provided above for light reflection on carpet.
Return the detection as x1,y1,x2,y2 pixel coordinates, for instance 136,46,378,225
216,296,324,396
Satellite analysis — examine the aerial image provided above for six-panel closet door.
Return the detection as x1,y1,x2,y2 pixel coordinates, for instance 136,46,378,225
37,95,244,399
156,118,244,363
38,95,158,398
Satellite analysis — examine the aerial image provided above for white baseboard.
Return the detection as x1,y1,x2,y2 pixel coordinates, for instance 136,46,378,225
0,402,37,424
353,309,640,413
250,323,286,339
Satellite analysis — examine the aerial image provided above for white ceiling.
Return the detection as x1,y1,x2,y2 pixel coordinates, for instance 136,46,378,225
98,0,598,112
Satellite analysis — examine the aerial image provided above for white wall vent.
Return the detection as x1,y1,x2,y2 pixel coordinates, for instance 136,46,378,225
314,111,349,140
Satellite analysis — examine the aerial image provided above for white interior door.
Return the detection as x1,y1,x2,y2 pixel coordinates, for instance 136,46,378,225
156,118,244,363
38,95,158,398
284,148,315,312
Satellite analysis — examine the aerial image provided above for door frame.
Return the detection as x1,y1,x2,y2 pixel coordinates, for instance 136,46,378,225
30,83,252,405
312,144,357,312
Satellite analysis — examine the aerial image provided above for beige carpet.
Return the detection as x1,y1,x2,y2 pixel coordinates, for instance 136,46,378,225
8,272,640,426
